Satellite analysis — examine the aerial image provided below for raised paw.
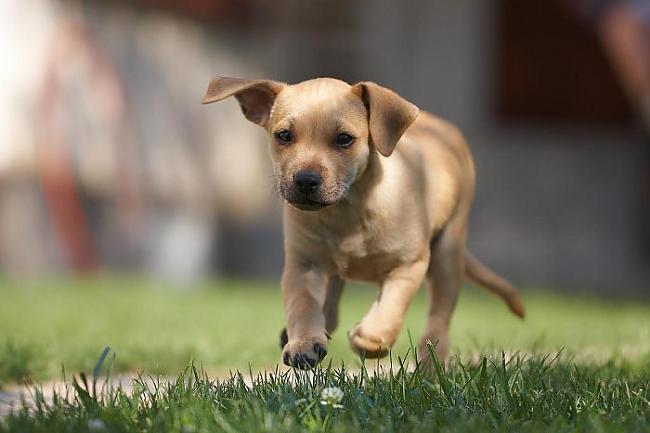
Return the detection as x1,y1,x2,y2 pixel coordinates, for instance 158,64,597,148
282,336,328,369
347,325,390,358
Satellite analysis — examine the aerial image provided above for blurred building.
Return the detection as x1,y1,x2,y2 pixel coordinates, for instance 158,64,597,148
0,0,648,295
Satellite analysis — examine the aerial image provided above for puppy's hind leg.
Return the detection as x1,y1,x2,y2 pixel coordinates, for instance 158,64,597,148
323,275,345,335
419,216,467,362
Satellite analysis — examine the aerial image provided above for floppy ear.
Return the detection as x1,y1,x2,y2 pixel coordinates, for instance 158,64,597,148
351,82,419,157
202,77,285,127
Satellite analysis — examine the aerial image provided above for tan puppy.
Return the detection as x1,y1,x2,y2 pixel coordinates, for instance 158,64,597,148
203,77,525,368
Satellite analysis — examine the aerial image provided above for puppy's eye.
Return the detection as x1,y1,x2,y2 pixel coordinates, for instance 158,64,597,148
275,129,293,144
336,133,354,148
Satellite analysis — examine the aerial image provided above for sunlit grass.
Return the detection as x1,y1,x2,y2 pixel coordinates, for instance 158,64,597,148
1,275,649,385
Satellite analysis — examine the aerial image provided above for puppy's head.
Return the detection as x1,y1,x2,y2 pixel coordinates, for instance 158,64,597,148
203,77,418,210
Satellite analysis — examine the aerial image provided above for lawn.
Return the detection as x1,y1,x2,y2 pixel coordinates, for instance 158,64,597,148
1,276,649,385
1,276,649,432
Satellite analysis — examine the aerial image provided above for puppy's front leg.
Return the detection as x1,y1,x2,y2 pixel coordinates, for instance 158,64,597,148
348,252,430,358
281,263,329,369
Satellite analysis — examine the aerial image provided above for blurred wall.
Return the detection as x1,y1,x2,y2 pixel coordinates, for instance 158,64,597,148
222,0,650,294
0,0,647,295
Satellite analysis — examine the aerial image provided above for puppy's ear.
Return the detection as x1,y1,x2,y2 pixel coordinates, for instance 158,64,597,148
351,82,418,157
202,77,285,127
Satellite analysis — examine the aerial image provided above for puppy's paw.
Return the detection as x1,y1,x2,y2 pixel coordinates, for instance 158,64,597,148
347,325,390,358
282,335,328,369
418,335,448,362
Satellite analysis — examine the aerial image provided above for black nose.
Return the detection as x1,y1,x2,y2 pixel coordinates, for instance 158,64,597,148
294,171,322,195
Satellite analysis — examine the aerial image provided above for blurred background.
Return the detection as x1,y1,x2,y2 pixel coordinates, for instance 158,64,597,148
1,0,649,296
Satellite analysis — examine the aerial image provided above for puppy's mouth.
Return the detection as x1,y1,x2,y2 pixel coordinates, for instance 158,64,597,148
280,189,338,211
278,180,349,211
286,197,332,211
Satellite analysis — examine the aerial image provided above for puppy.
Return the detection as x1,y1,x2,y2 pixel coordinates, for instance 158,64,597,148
203,77,525,368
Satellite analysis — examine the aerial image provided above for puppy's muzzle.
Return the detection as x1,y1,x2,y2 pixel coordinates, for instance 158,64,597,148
293,171,322,195
284,170,329,210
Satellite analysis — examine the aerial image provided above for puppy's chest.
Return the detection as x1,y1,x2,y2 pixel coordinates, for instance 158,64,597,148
318,219,411,282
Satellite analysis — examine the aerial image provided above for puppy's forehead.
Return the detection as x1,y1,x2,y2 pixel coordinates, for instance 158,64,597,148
271,78,366,124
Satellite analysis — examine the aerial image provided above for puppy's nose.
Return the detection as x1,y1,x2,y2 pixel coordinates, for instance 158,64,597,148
294,171,322,195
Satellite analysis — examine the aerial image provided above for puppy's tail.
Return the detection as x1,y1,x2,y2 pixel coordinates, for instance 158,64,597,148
464,251,526,319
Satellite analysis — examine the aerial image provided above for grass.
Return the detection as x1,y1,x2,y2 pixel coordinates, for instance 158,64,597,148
1,276,650,431
1,351,649,432
1,276,650,385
